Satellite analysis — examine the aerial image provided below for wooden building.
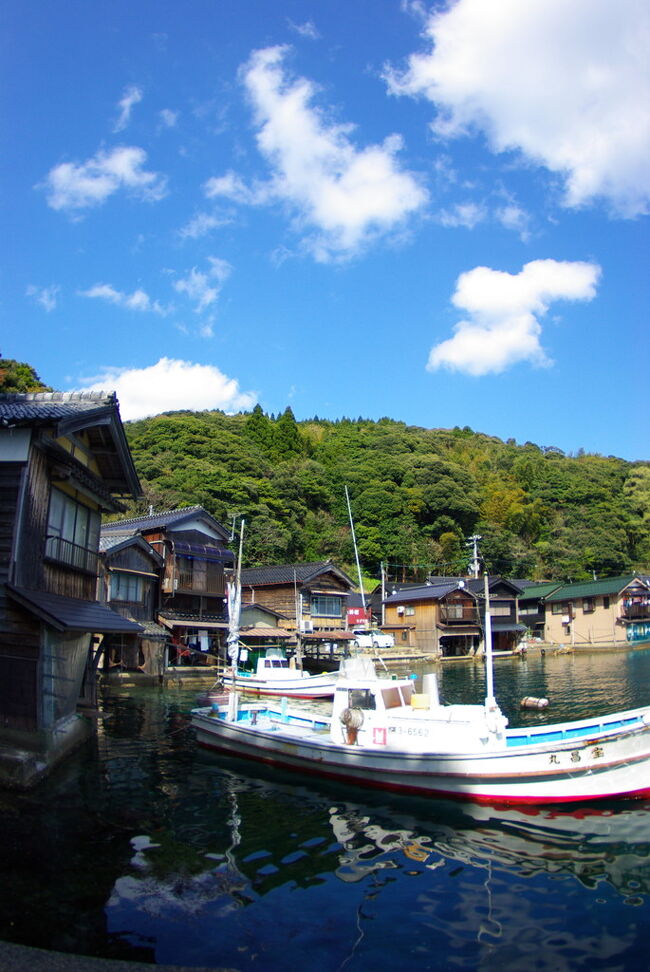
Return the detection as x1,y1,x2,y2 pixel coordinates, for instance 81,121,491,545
0,391,143,787
383,580,481,657
383,576,525,657
239,560,355,635
98,533,167,675
101,505,234,664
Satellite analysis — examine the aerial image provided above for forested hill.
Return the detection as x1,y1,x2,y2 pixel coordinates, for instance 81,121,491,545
121,406,650,583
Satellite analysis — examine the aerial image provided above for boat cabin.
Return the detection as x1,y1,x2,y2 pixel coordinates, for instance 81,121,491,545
330,659,507,752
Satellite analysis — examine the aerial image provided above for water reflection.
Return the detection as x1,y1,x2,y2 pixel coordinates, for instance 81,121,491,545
2,650,650,969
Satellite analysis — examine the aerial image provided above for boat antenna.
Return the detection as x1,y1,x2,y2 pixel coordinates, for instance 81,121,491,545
345,485,366,612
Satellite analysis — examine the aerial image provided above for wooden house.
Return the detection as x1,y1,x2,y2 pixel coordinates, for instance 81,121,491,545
465,577,526,653
0,391,143,788
101,505,234,664
383,576,525,657
240,560,355,636
97,533,167,675
383,579,481,657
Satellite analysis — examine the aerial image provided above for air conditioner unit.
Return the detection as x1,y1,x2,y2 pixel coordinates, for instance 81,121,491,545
300,620,313,633
561,615,570,624
397,606,405,615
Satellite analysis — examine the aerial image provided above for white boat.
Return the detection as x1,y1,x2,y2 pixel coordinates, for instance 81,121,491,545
221,648,338,699
192,656,650,805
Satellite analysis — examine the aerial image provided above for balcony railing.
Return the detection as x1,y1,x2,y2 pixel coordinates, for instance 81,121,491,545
45,535,99,574
621,603,650,621
439,605,479,624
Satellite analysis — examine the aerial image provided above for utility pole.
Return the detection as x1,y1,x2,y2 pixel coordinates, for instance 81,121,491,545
467,535,482,579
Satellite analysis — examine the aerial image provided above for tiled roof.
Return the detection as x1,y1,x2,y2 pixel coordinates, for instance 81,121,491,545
0,391,116,423
99,534,133,552
384,581,464,604
546,574,642,602
240,560,352,587
102,506,230,540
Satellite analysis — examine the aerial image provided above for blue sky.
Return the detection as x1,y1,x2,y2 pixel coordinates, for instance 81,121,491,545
3,0,648,460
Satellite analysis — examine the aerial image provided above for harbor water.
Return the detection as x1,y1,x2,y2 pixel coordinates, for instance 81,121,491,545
2,647,650,970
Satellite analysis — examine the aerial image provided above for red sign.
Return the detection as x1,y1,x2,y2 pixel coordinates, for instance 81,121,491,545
347,606,370,626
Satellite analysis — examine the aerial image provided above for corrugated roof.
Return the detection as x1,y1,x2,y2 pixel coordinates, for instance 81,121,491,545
6,585,143,634
518,582,563,600
546,574,642,602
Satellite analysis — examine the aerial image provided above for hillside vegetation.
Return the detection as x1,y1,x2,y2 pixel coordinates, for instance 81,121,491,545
122,406,650,583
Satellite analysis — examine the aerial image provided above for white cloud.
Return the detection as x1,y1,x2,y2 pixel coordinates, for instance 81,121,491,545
221,46,427,260
178,210,230,240
114,85,143,132
494,203,531,242
78,283,168,315
26,284,59,312
203,170,260,205
438,201,486,230
158,108,178,129
387,0,650,217
74,357,257,421
427,259,601,376
40,146,167,212
173,257,232,312
287,20,320,40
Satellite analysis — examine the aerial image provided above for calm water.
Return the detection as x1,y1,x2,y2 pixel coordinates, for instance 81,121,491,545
2,649,650,970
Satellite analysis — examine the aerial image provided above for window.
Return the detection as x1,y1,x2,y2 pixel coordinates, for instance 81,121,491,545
489,603,512,616
111,572,144,602
603,596,610,609
46,488,100,572
551,603,566,615
311,595,342,618
519,604,539,615
445,603,464,619
405,605,415,616
349,688,376,710
582,598,595,614
175,556,223,594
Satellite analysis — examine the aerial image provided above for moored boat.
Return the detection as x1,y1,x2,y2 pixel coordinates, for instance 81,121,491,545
222,647,338,699
192,656,650,805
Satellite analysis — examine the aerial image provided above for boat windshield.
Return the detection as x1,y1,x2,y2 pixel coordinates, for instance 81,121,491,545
348,688,376,711
381,683,414,709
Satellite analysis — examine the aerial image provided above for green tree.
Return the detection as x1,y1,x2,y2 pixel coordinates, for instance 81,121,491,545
0,357,51,393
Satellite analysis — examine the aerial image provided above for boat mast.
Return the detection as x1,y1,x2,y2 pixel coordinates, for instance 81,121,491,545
345,485,366,613
483,568,496,709
227,518,245,669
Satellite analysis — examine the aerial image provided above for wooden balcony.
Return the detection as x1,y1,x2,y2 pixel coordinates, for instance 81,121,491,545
621,603,650,621
439,604,479,624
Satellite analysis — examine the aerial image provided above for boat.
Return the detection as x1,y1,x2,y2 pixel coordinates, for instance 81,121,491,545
192,653,650,805
193,567,650,805
221,647,339,699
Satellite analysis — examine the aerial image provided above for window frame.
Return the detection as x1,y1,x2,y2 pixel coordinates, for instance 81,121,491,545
45,487,100,573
